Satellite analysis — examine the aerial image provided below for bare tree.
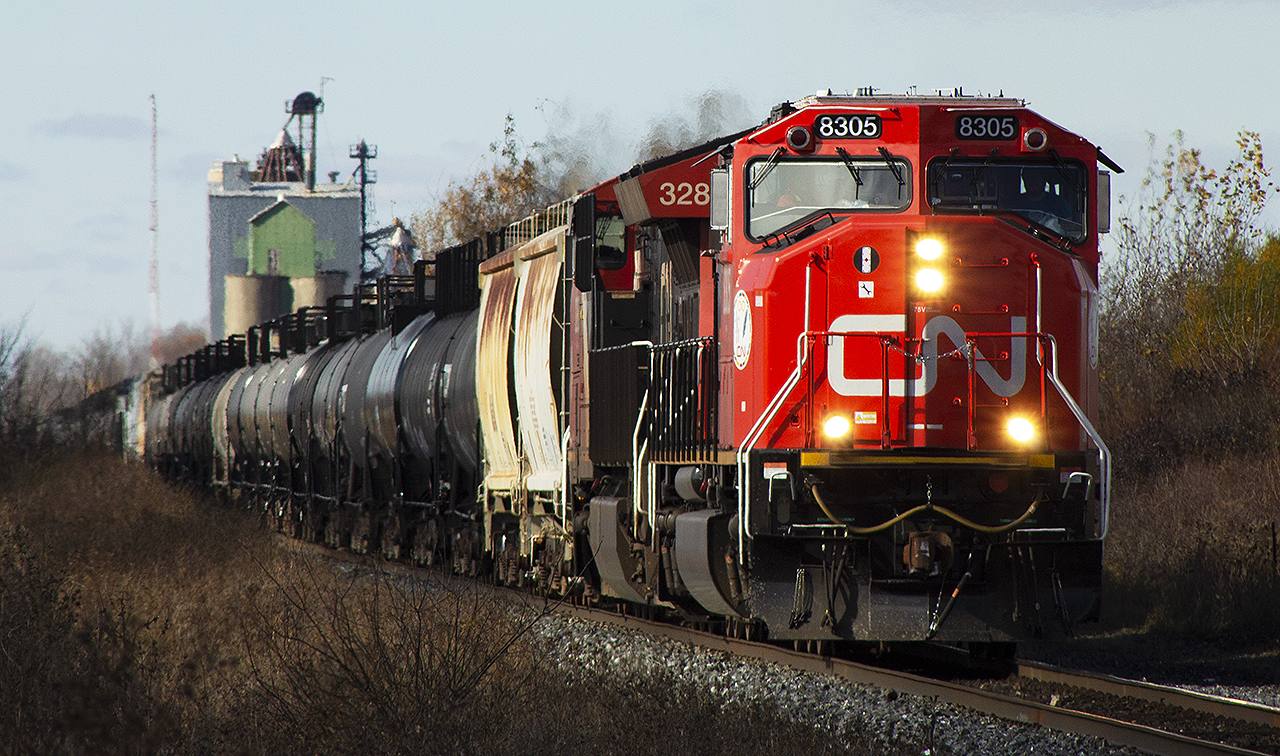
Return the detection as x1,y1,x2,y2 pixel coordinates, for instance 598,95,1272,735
0,320,74,476
409,115,562,252
73,320,151,399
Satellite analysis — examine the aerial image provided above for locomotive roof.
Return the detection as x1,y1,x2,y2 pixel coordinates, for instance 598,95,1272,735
609,91,1029,183
614,126,757,182
791,91,1025,110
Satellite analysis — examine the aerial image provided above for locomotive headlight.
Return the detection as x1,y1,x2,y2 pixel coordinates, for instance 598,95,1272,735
915,237,944,261
823,414,851,439
915,268,945,293
1006,416,1036,443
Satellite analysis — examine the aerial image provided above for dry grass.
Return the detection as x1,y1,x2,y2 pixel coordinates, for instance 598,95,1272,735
1103,455,1280,640
0,451,922,755
240,557,551,755
0,449,274,753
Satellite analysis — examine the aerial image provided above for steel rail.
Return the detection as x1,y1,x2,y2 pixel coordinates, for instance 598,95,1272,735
1017,660,1280,729
557,602,1276,756
283,537,1277,756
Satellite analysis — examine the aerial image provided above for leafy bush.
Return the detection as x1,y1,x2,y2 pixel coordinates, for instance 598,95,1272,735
1097,131,1280,640
1101,131,1279,475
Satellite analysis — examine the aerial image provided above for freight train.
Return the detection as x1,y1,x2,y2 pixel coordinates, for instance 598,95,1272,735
126,89,1117,647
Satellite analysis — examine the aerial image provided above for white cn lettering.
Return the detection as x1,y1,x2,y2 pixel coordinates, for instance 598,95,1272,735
827,314,907,397
828,315,1027,398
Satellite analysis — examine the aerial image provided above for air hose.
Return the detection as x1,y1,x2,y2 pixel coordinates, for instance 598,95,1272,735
807,478,1042,535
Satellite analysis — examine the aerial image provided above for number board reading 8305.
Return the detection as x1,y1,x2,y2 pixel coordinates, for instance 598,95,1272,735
814,114,882,139
955,114,1019,140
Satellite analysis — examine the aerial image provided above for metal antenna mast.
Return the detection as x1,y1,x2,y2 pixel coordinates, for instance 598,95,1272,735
149,94,161,370
350,140,378,278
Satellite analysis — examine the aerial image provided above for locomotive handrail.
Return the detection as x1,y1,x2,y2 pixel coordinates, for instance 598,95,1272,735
960,329,1110,539
809,329,903,448
959,329,1109,539
737,261,818,561
736,330,811,561
735,326,900,549
650,337,718,462
628,341,654,538
961,331,1051,452
1038,332,1111,540
585,338,656,536
738,324,1111,550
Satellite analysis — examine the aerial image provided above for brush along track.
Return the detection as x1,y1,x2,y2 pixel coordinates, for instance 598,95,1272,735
280,534,1280,755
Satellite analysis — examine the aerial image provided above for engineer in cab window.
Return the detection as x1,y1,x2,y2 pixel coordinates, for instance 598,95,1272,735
1015,167,1075,235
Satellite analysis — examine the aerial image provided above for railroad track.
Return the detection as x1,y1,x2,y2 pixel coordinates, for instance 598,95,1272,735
289,536,1280,755
563,604,1280,756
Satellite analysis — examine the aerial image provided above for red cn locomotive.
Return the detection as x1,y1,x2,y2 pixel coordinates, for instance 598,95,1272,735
577,91,1112,643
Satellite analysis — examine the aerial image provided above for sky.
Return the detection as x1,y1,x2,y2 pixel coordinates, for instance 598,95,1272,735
2,0,1278,352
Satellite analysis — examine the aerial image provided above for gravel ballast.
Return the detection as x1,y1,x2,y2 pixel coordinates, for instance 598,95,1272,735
1022,633,1280,710
531,613,1141,755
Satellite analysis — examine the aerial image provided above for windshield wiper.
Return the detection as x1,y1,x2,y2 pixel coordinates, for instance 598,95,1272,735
970,148,999,189
748,147,785,190
762,212,843,249
1046,148,1084,194
835,147,864,199
877,147,905,199
995,212,1073,252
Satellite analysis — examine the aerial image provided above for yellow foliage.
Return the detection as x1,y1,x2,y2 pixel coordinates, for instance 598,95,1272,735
1172,236,1280,374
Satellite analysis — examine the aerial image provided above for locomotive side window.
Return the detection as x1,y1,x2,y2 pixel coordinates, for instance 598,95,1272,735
594,214,627,270
746,157,911,240
928,158,1087,242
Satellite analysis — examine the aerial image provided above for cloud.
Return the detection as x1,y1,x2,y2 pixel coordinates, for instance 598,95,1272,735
76,212,140,244
0,161,28,182
36,113,150,141
0,244,62,273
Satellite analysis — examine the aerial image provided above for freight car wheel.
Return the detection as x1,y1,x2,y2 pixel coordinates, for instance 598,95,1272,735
411,519,437,567
351,512,372,555
381,511,403,561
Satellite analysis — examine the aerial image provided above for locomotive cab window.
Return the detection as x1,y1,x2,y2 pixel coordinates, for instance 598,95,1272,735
927,158,1087,243
745,155,911,240
594,214,627,270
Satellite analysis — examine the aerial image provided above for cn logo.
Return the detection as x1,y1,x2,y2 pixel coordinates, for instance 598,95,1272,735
827,314,1027,398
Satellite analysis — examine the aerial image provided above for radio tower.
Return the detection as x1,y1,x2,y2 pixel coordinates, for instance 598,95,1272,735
148,95,161,370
